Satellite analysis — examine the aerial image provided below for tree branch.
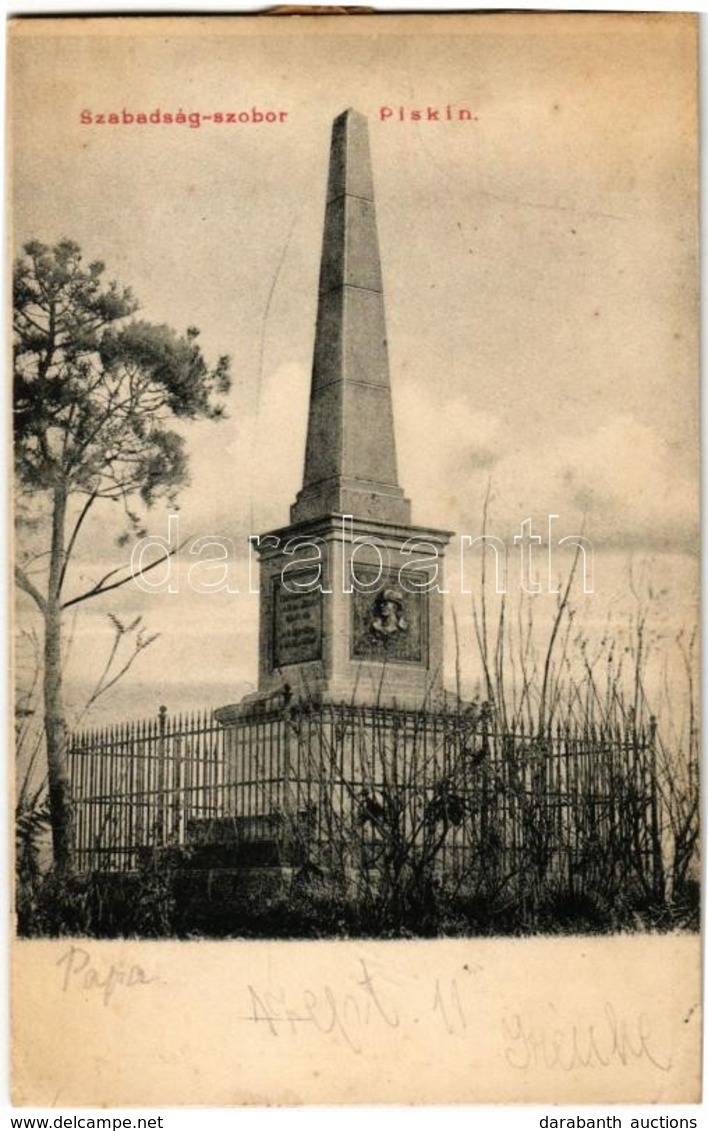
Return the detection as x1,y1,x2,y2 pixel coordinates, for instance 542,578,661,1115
82,632,160,716
59,490,98,593
61,537,189,610
15,566,47,613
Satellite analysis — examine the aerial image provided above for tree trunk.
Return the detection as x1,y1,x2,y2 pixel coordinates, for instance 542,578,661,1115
44,485,74,874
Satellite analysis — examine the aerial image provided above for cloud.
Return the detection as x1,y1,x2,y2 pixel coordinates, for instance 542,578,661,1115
495,413,698,553
395,384,697,556
395,380,503,528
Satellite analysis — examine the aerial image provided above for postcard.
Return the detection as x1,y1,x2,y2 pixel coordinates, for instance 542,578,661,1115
10,12,700,1105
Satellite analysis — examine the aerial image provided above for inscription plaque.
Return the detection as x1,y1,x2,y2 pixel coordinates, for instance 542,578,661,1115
272,570,323,668
351,566,427,664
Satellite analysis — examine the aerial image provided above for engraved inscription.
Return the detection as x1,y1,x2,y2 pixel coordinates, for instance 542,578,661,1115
273,573,323,668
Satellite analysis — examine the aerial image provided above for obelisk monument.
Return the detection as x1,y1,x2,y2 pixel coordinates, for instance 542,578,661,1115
223,109,453,715
291,109,411,527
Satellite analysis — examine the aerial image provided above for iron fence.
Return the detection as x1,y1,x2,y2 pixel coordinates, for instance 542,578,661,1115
68,699,663,901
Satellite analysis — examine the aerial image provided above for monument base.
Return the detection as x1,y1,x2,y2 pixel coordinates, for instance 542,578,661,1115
249,513,453,713
214,677,450,725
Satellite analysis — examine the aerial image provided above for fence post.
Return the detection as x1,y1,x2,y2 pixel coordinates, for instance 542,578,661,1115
157,704,167,845
648,715,664,903
479,701,491,866
172,733,184,845
282,683,292,823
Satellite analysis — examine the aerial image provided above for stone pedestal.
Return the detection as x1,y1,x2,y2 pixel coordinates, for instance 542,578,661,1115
252,515,451,710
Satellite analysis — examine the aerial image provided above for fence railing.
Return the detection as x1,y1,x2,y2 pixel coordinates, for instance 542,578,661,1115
68,701,664,902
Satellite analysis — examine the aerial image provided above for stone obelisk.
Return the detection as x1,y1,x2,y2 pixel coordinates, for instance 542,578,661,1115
291,109,411,527
222,109,453,716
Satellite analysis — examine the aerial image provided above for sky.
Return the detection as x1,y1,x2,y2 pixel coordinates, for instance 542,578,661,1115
10,13,699,726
